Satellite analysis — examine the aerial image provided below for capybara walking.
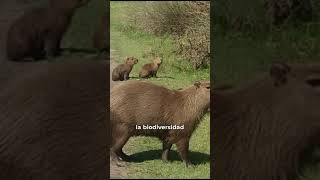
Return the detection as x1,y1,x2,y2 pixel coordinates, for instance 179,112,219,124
139,57,162,78
112,57,138,81
110,80,210,166
213,63,320,180
0,60,107,180
93,12,109,51
6,0,91,61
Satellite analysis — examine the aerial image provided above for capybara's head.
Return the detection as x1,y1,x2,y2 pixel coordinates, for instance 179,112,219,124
192,80,210,109
124,56,138,65
50,0,91,10
153,57,162,66
268,63,320,125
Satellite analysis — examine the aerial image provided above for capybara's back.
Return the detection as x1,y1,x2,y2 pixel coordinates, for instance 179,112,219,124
111,81,175,126
0,60,107,180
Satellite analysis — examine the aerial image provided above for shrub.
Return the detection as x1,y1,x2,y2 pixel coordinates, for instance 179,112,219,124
127,1,210,69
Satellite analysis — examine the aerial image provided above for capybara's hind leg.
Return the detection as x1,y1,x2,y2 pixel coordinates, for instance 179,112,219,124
176,138,192,167
161,141,172,162
111,125,131,161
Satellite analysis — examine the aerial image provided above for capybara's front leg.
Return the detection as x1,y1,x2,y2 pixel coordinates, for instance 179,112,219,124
176,138,192,167
111,126,130,161
162,141,172,162
153,71,157,78
44,32,62,58
123,73,129,81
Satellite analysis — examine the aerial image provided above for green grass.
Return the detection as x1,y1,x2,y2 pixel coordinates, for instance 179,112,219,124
63,0,105,49
214,26,320,86
111,2,210,179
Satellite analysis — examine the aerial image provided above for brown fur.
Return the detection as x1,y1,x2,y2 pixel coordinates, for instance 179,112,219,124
139,57,162,78
0,60,108,179
213,63,320,180
110,80,210,166
6,0,91,61
93,12,109,50
112,57,138,81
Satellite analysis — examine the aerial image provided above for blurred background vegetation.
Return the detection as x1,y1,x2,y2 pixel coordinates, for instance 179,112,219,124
214,0,320,86
213,0,320,179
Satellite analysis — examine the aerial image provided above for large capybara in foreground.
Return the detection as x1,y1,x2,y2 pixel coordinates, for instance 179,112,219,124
213,63,320,180
6,0,91,61
0,60,107,180
112,57,138,81
110,80,210,166
93,12,109,51
139,57,162,78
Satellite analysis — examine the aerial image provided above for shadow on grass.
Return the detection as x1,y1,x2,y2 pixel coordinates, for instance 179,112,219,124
61,48,100,54
127,149,210,165
129,76,175,80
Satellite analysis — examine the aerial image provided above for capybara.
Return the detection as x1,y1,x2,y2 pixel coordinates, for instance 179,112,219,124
110,80,210,166
139,57,162,78
213,63,320,180
93,12,109,51
112,57,138,81
0,60,107,180
6,0,91,61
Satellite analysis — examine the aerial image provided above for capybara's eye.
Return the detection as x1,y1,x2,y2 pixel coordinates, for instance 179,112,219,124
306,77,320,87
206,86,210,89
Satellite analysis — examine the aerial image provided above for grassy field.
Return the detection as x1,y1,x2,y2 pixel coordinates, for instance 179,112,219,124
111,2,210,179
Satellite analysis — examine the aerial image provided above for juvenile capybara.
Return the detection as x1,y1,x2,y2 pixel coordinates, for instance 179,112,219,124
213,63,320,180
93,12,109,51
139,57,162,78
112,57,138,81
6,0,91,61
110,80,210,166
0,60,107,180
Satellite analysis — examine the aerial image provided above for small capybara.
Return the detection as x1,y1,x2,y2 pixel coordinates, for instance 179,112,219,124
93,12,109,51
139,57,162,78
110,80,210,166
213,63,320,180
0,60,107,180
6,0,91,61
112,57,138,81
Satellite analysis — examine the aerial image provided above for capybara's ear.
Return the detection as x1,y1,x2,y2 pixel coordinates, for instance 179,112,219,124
270,63,291,86
194,81,201,88
124,56,129,63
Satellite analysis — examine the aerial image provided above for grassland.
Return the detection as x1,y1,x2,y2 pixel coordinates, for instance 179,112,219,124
111,2,210,179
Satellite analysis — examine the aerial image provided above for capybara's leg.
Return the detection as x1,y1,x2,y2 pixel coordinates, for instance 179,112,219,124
123,72,129,81
111,125,130,161
44,33,62,58
118,73,124,81
176,138,192,167
162,141,172,162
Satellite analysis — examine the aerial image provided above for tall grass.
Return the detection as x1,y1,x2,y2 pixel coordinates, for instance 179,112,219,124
125,1,210,69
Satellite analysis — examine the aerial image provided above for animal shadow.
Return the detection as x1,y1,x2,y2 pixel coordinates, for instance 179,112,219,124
127,149,210,165
129,76,175,80
61,48,100,54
